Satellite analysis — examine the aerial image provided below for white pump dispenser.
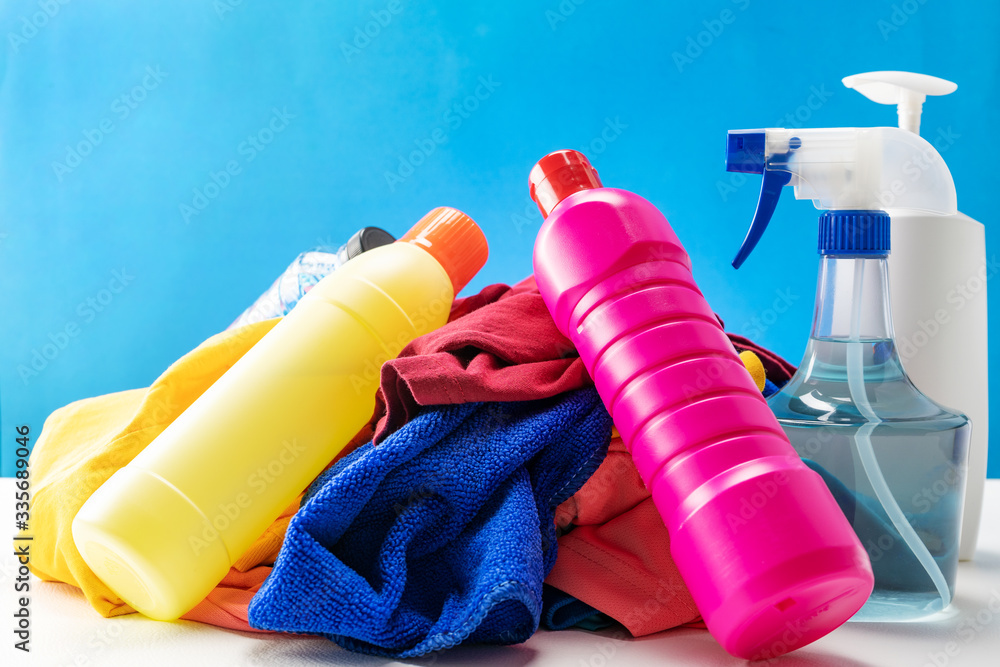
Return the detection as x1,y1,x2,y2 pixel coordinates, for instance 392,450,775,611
843,71,957,135
844,71,987,562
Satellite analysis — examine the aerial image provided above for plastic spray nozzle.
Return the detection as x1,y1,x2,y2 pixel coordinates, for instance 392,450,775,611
726,127,957,268
727,131,793,268
843,71,957,136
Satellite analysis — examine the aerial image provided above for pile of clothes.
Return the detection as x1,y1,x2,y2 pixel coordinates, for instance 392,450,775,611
26,277,794,657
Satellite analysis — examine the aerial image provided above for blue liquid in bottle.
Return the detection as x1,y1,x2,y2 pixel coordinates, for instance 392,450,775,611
769,255,970,622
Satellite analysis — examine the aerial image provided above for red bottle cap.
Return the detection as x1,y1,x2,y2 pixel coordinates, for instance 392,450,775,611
529,150,603,218
399,207,489,296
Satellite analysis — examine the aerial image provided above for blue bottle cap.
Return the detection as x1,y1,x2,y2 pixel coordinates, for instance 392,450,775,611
818,210,890,256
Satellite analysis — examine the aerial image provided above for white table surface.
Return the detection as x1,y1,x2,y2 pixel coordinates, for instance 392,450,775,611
4,478,1000,667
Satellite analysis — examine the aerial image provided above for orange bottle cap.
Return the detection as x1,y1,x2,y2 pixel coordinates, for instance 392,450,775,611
399,207,489,295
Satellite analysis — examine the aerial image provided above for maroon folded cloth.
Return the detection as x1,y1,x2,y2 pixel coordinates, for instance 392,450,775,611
369,276,797,446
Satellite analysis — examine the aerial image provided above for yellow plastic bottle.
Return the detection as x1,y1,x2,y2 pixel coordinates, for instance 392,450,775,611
72,207,489,620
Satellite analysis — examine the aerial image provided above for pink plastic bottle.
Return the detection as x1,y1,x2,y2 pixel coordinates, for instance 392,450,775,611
530,150,874,660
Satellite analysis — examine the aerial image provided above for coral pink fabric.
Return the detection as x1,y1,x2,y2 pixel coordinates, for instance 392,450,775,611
182,567,272,631
549,435,701,636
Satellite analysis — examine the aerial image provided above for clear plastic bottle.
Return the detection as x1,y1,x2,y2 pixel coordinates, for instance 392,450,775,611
229,227,396,329
768,238,970,622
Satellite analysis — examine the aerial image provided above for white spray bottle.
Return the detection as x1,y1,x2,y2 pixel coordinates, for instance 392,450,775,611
844,71,987,562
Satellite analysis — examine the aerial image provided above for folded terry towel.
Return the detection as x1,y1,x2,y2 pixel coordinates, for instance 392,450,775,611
248,388,613,657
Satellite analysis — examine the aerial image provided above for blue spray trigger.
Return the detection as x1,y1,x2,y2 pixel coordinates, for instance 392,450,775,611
732,169,792,268
726,130,795,269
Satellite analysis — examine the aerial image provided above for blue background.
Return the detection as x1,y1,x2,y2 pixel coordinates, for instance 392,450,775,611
2,0,997,477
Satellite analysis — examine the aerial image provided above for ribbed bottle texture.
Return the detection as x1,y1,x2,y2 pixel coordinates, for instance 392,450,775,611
540,190,792,515
533,185,873,660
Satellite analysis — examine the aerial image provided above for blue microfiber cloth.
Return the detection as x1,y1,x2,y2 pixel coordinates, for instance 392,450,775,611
763,378,781,398
248,388,613,657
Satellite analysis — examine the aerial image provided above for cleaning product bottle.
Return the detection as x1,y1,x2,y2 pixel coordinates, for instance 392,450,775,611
530,150,873,660
726,127,971,621
72,207,488,621
229,226,396,329
843,71,986,562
